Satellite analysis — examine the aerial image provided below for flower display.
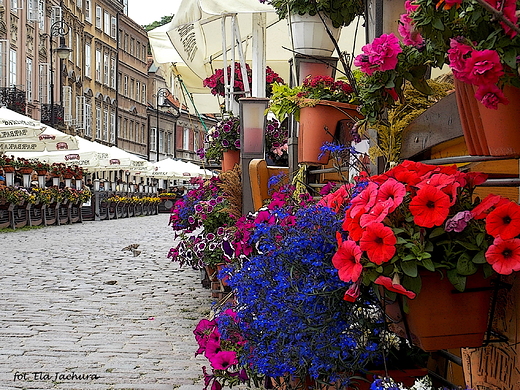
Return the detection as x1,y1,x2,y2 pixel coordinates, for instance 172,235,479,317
406,0,520,109
168,176,236,268
203,63,284,102
198,116,241,162
264,118,289,164
319,160,519,302
223,185,390,385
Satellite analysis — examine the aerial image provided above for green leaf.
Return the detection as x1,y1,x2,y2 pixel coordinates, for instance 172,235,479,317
402,274,422,295
447,269,466,292
429,227,445,238
483,263,495,279
421,257,436,272
432,17,444,31
401,260,418,278
457,254,478,275
472,251,487,264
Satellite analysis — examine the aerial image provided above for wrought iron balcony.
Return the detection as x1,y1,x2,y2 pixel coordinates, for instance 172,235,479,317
0,86,27,115
41,104,65,127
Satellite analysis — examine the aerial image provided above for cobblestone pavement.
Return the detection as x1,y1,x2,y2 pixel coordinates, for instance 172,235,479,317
0,215,214,390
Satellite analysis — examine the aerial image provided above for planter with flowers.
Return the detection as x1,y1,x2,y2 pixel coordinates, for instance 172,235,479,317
269,75,363,165
260,0,364,57
400,0,520,156
197,116,241,171
203,63,284,102
320,160,520,351
264,118,289,166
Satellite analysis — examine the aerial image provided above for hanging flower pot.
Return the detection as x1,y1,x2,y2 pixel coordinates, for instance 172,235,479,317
478,85,520,157
454,79,490,156
18,167,34,175
298,100,362,165
384,270,494,352
3,166,15,173
222,150,240,172
289,13,341,57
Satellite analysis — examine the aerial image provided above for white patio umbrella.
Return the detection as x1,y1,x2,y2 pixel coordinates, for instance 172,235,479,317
98,146,154,174
0,107,79,152
151,158,192,179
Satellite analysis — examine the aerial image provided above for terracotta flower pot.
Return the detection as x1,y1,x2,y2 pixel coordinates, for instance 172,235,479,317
298,101,363,165
454,79,489,156
478,85,520,157
3,166,15,173
222,150,240,172
18,167,34,174
384,270,494,352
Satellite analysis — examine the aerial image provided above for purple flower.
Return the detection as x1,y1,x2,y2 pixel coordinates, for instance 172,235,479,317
221,140,230,147
207,232,215,240
445,210,473,232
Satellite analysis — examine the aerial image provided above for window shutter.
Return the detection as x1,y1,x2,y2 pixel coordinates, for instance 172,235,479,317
76,95,85,130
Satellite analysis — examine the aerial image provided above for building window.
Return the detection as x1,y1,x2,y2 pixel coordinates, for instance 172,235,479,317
110,111,115,143
159,130,164,153
9,48,16,86
166,133,172,155
76,34,81,65
38,0,45,30
104,11,110,35
28,0,39,22
85,100,92,137
95,48,101,82
141,84,146,104
63,85,72,125
103,108,108,141
85,42,91,78
26,57,32,102
76,95,85,130
110,55,116,89
103,52,109,85
123,75,128,96
123,117,128,138
141,124,145,144
38,63,49,103
95,5,102,29
183,127,190,150
136,81,140,102
96,106,101,139
85,0,91,22
130,78,134,99
110,16,117,39
150,127,156,151
129,120,134,140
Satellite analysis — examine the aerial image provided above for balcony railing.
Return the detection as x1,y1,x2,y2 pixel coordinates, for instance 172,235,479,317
41,104,65,127
0,86,27,115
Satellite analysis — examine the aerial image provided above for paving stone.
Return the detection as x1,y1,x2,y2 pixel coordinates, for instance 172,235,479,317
0,215,213,389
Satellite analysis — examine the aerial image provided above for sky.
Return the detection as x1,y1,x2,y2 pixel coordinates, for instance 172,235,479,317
126,0,182,26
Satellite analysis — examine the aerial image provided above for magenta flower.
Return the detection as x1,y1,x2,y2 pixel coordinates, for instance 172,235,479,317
354,33,402,75
445,210,473,232
464,49,504,86
475,84,509,109
447,38,473,82
210,350,238,370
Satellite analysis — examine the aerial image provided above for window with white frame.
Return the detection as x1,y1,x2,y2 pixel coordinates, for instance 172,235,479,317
77,0,82,11
136,81,140,102
95,5,102,29
10,0,21,10
123,75,128,96
117,72,122,93
130,78,134,99
38,0,45,30
159,130,164,153
103,52,109,85
76,34,81,65
183,127,190,150
141,84,146,104
150,128,156,151
38,63,49,103
85,0,91,22
110,111,115,143
95,48,101,82
95,106,101,139
166,133,172,155
123,118,127,138
110,56,116,89
141,124,145,144
27,0,39,22
130,37,134,56
110,16,116,39
0,41,8,88
76,95,85,130
85,100,92,137
129,120,134,140
50,6,62,26
104,11,110,35
85,42,91,78
26,58,33,102
9,48,16,86
103,108,108,141
63,86,72,125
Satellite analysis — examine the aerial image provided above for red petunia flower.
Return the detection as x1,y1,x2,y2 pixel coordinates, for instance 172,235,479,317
359,222,397,265
376,178,406,212
471,194,506,219
486,201,520,239
409,185,451,228
374,275,417,299
360,199,394,227
332,236,363,283
343,281,361,302
349,182,378,217
485,236,520,275
343,207,365,242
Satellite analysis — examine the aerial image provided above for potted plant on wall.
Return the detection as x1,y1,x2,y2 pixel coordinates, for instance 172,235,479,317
197,116,241,172
260,0,364,57
401,0,520,156
321,160,520,351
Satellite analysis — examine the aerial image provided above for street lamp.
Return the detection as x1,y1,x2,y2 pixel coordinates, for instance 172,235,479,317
155,88,180,162
47,20,72,127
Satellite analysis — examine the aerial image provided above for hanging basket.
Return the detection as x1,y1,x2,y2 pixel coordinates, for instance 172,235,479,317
298,100,363,165
18,167,34,175
222,150,240,172
384,270,494,352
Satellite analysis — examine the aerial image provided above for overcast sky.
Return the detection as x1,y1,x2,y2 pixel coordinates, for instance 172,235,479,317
126,0,182,26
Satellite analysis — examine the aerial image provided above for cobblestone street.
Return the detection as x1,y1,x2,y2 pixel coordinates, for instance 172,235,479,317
0,215,213,390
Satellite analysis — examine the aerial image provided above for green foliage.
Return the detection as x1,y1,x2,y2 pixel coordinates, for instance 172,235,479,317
143,15,174,32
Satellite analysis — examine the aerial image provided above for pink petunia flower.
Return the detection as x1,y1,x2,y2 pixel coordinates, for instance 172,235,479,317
475,84,509,109
464,50,504,86
354,34,403,75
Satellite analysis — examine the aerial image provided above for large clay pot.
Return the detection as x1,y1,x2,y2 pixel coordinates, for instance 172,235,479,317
478,85,520,157
222,150,240,172
298,100,363,165
289,13,341,57
454,79,489,156
384,271,494,352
